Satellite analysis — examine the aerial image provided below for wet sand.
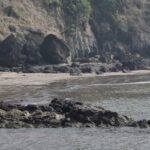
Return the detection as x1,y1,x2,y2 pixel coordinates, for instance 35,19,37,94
0,70,150,104
0,70,150,86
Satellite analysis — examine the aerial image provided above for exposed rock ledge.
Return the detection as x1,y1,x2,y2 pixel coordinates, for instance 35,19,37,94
0,98,149,128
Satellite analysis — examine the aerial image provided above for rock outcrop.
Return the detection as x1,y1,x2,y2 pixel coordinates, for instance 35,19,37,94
0,0,149,69
0,31,44,67
40,34,70,64
0,34,23,67
0,32,70,67
0,98,149,128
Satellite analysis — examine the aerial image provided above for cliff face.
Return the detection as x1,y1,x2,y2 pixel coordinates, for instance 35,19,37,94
0,0,150,67
91,0,150,57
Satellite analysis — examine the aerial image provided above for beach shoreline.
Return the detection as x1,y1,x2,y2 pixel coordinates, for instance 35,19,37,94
0,70,150,86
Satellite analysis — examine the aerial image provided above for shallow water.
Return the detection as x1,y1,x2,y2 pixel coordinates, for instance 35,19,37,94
0,73,150,150
0,128,150,150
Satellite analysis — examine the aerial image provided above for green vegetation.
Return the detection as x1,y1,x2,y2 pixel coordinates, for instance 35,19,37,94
44,0,123,33
63,0,91,33
43,0,61,17
95,0,123,23
63,0,123,33
44,0,61,6
80,0,92,19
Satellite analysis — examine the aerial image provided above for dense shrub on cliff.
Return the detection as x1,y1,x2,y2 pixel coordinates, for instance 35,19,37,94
63,0,91,33
44,0,60,6
63,0,124,33
92,0,124,23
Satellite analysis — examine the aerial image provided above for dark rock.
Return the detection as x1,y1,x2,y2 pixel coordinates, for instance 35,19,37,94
24,104,39,112
8,25,17,33
80,65,92,73
50,98,83,113
0,34,24,67
0,102,18,111
95,70,103,75
71,62,80,67
49,98,123,127
39,105,54,112
129,120,149,128
22,31,44,65
4,6,20,19
22,66,42,73
122,69,129,73
53,65,70,73
0,67,10,72
99,66,108,72
109,66,119,72
122,58,142,70
91,66,103,74
137,120,148,128
11,67,22,72
43,66,55,73
70,67,81,76
0,98,149,128
40,34,70,64
0,31,44,68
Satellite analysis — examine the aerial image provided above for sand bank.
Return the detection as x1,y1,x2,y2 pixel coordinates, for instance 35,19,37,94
0,70,150,86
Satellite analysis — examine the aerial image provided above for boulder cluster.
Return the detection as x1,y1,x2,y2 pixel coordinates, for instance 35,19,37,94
0,33,70,68
0,98,149,128
0,31,147,73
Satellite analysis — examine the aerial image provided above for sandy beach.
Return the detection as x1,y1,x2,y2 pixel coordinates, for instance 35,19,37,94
0,70,150,86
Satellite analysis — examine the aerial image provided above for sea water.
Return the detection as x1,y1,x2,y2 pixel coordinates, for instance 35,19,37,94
0,73,150,150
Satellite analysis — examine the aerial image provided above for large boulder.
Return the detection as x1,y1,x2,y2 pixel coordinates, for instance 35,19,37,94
40,34,70,64
0,34,24,67
22,30,44,65
0,30,44,67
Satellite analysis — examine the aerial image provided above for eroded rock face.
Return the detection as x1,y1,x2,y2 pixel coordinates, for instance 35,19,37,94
0,33,71,68
22,30,44,65
0,0,149,69
0,31,44,67
0,98,148,128
0,32,65,67
90,0,150,60
40,34,70,64
0,34,24,67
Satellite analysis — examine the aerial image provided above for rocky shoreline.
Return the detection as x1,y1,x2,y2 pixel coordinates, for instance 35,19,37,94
0,98,149,129
0,61,149,75
0,0,150,77
0,63,123,75
0,33,149,75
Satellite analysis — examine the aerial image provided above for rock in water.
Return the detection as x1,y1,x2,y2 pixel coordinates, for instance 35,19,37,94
0,99,149,128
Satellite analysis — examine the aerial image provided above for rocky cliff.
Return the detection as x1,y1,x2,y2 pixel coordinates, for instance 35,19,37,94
0,0,149,69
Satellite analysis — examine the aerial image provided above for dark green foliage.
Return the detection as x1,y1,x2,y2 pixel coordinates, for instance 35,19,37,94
63,0,124,33
92,0,123,23
44,0,60,6
63,0,91,33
